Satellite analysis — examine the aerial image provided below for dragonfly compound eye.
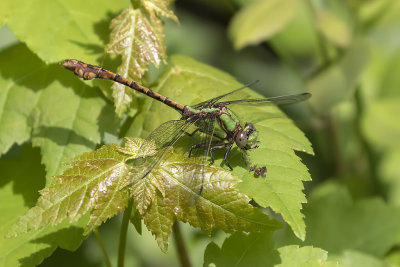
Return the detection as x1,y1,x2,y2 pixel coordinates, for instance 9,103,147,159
235,131,249,149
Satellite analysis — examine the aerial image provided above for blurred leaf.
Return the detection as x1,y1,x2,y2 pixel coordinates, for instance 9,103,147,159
204,232,279,267
106,1,177,116
339,250,387,267
5,0,128,64
0,145,87,267
228,0,297,49
277,245,343,267
126,55,313,241
0,44,110,180
315,10,352,48
204,232,342,267
307,39,370,114
295,183,400,257
379,149,400,205
361,98,400,149
270,0,321,71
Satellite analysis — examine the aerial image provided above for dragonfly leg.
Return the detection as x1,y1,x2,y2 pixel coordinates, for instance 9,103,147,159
223,143,234,170
188,140,220,158
209,143,228,166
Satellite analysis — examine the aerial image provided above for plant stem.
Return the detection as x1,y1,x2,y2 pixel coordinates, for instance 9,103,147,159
173,222,192,267
118,200,133,267
94,229,112,267
305,0,330,64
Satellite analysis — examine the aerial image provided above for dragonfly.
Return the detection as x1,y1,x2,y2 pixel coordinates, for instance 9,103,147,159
61,59,311,194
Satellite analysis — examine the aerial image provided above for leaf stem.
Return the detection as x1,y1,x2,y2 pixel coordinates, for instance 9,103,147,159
173,222,192,267
118,200,133,267
94,229,112,267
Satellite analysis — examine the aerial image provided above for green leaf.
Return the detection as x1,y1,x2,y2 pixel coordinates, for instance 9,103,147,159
5,0,128,64
106,0,177,116
339,250,387,267
379,149,400,205
0,44,110,180
126,55,313,241
307,40,370,114
277,245,343,267
296,183,400,257
228,0,297,49
204,232,342,267
7,143,134,237
361,98,400,149
315,10,352,48
132,151,282,252
204,232,279,267
0,145,87,267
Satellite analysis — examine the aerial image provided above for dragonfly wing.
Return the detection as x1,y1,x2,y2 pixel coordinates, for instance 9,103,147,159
129,119,197,185
191,81,259,109
219,92,311,106
186,116,217,197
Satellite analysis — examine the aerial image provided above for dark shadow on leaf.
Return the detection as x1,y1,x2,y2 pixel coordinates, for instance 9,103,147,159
33,126,96,148
19,226,87,267
0,144,45,207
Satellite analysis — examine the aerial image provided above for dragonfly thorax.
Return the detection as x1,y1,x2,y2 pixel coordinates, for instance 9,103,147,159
235,123,259,150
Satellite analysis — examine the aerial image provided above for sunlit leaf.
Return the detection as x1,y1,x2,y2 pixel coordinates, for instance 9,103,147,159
228,0,297,49
7,143,134,237
106,0,177,116
142,0,178,22
5,0,127,63
315,10,352,48
135,152,282,252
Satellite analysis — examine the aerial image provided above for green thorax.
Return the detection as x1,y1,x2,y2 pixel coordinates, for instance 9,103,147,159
185,105,241,139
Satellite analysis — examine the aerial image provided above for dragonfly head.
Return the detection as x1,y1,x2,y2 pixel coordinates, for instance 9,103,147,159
235,123,259,150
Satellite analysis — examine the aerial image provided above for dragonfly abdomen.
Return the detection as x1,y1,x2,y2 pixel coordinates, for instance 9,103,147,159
61,59,185,112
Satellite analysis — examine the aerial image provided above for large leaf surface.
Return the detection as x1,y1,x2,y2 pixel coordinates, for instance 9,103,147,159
9,137,281,252
4,0,128,64
0,145,87,267
0,44,112,180
127,55,313,240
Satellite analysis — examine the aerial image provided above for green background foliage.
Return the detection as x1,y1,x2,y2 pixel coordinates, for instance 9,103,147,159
1,0,400,266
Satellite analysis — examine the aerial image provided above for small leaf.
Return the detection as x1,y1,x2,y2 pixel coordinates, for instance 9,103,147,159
142,0,178,23
315,10,352,48
106,0,177,116
228,0,297,49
